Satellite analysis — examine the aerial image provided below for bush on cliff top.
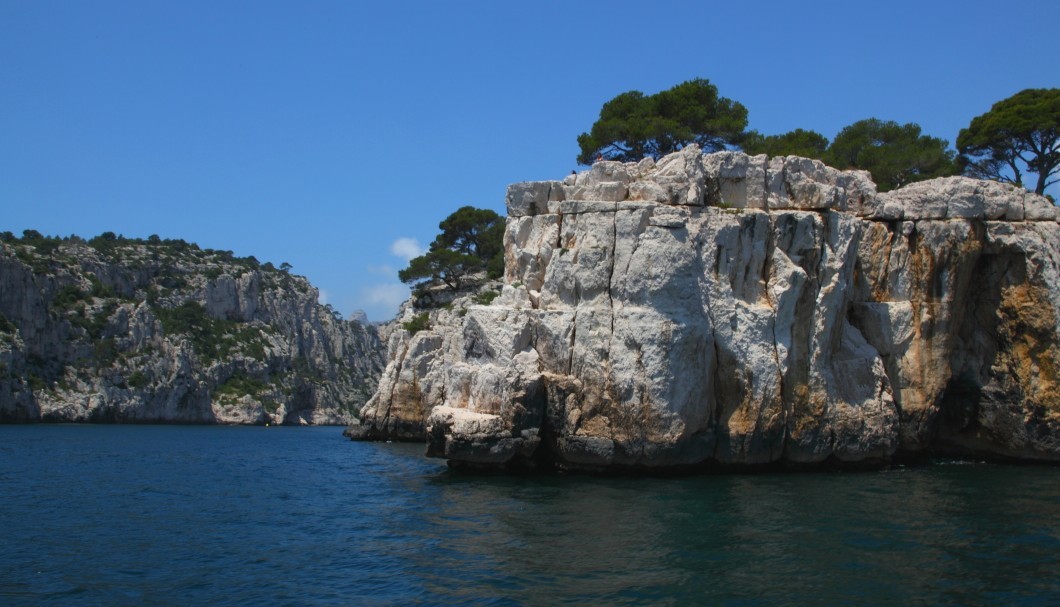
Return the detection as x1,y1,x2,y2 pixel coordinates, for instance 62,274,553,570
399,206,504,292
577,78,748,164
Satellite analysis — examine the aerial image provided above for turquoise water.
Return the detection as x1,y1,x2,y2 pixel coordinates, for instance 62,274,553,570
1,425,1058,606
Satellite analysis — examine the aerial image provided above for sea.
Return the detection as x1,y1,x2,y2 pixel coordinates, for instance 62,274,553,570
1,425,1058,606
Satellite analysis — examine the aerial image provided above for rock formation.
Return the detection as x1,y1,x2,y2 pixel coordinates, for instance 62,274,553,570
355,147,1060,470
0,234,385,424
348,281,503,440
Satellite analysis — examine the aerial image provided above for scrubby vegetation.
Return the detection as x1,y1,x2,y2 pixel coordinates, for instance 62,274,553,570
0,229,384,424
213,371,269,400
402,313,430,335
472,289,500,306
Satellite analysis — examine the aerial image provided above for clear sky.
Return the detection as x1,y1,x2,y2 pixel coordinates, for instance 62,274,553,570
3,1,1058,321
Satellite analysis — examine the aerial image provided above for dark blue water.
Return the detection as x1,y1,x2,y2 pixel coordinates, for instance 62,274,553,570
1,425,1058,606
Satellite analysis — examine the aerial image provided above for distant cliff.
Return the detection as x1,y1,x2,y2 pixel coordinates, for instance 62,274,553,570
0,232,385,424
353,146,1060,470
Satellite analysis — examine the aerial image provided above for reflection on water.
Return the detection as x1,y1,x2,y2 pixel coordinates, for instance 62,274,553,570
1,426,1058,606
403,465,1060,605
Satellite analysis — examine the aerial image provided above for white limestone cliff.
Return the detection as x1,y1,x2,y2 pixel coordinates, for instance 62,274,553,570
0,238,385,424
356,146,1060,470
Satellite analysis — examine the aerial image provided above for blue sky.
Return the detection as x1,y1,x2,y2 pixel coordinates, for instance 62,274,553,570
3,1,1058,321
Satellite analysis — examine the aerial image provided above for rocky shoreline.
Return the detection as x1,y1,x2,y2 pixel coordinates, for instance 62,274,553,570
0,234,385,425
350,147,1060,472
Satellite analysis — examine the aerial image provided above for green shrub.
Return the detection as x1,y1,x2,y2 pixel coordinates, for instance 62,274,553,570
153,301,268,363
472,290,499,306
20,230,62,256
93,338,120,367
14,247,53,274
231,326,269,361
214,372,269,400
127,371,149,389
486,253,504,280
52,284,87,310
87,231,123,256
153,301,232,362
87,275,115,298
69,301,117,339
28,374,47,392
402,313,430,335
93,301,117,339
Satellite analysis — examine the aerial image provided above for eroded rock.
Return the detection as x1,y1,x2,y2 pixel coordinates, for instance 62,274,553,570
360,147,1060,470
0,238,385,425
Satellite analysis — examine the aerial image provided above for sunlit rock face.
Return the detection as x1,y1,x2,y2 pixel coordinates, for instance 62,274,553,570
361,146,1060,470
0,239,385,425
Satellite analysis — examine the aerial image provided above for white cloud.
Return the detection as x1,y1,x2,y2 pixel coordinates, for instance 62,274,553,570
362,283,410,309
390,237,425,261
317,289,329,305
366,263,397,276
354,237,423,321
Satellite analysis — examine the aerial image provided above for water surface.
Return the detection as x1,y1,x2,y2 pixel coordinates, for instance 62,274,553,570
1,425,1058,605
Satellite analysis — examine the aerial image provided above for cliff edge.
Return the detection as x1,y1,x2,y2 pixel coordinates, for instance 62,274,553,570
0,234,385,424
355,146,1060,470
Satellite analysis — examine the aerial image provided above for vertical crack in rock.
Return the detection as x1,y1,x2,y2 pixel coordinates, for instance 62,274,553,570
814,210,832,282
763,216,786,457
703,277,729,459
377,341,409,433
608,210,618,337
782,163,793,208
555,211,563,249
710,327,723,462
883,221,898,292
567,308,577,377
695,233,726,461
762,159,770,210
622,211,640,283
602,210,619,457
566,328,577,375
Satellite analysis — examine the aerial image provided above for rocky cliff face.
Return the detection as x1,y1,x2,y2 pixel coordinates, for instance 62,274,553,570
0,234,385,424
349,281,503,441
356,146,1060,470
